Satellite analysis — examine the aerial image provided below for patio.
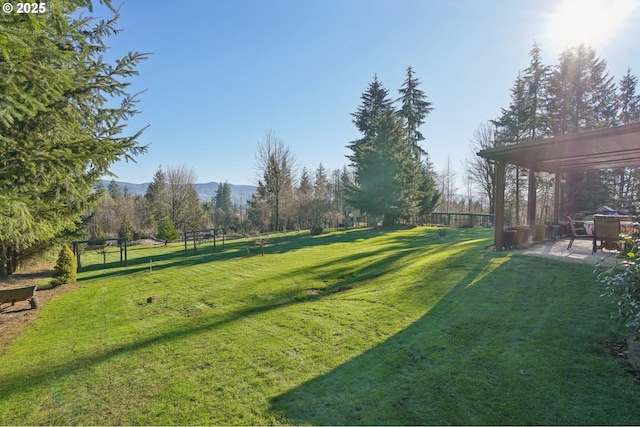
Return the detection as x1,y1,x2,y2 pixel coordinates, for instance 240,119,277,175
520,237,622,268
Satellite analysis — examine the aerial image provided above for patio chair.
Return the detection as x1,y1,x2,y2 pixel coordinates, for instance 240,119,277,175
566,216,590,250
592,216,621,253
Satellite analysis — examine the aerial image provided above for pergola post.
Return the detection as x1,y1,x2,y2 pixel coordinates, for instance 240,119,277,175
494,160,506,251
554,173,561,224
527,169,537,237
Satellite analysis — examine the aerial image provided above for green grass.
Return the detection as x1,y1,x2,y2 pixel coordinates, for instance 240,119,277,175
0,227,639,425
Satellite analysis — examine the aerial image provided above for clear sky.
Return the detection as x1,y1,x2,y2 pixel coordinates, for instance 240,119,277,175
98,0,640,186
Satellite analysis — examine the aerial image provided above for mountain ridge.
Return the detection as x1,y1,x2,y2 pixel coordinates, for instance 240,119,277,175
101,180,256,206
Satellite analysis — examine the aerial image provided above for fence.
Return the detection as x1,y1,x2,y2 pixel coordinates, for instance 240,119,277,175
428,212,494,228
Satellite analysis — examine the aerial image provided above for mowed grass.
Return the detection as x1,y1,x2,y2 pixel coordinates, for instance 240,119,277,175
0,227,639,425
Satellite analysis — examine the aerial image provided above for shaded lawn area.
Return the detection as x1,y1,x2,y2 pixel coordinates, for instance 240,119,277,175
0,227,638,425
272,253,638,425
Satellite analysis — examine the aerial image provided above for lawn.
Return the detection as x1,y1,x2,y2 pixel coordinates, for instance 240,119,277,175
0,227,638,425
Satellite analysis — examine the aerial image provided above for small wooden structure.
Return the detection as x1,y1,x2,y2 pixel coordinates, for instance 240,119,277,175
72,237,127,272
183,228,225,254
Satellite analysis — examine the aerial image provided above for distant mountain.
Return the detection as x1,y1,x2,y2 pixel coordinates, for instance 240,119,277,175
100,180,256,206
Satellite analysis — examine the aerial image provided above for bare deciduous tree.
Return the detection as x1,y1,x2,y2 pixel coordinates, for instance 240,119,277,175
166,165,205,233
253,130,296,231
464,122,498,214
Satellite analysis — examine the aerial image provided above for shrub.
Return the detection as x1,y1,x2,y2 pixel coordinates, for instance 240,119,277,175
51,244,77,286
157,216,179,242
310,226,323,236
599,229,640,336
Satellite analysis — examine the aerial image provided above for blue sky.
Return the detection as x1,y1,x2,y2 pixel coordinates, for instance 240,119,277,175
99,0,640,186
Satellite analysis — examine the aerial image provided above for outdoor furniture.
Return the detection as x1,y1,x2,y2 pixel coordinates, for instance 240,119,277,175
0,285,38,311
583,219,637,236
592,216,621,253
566,216,590,250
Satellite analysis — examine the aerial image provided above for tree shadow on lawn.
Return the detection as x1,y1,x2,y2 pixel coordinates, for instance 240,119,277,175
0,230,476,405
270,255,640,426
75,228,382,282
76,227,489,284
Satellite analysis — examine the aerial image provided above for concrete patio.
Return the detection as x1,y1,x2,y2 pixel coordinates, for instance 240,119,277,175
518,237,623,268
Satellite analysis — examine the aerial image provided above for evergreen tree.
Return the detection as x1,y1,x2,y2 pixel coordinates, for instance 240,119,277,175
108,180,123,202
351,74,394,137
0,2,148,275
145,166,168,222
339,165,356,225
347,73,438,226
618,69,640,124
157,216,179,243
314,163,329,201
51,245,77,287
247,180,271,232
118,213,135,241
215,182,233,218
296,167,314,229
347,108,419,225
521,43,552,139
397,66,434,157
416,162,441,219
494,73,529,145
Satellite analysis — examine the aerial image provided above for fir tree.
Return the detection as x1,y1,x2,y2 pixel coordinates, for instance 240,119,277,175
397,66,433,156
0,2,148,275
157,216,179,243
145,166,169,223
521,43,551,139
118,213,135,241
351,74,394,137
215,182,233,218
108,180,123,202
347,73,438,225
348,108,418,225
618,69,640,125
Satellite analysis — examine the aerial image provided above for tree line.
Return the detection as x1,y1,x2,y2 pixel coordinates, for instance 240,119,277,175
465,43,640,224
85,161,356,241
0,0,446,275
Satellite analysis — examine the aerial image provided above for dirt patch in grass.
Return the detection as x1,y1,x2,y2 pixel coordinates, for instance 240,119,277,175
0,266,80,356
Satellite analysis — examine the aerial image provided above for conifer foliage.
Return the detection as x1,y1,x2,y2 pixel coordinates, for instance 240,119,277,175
157,216,179,243
347,68,440,226
0,1,149,275
51,245,77,287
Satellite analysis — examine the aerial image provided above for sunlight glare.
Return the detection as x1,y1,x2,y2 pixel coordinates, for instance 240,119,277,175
546,0,636,52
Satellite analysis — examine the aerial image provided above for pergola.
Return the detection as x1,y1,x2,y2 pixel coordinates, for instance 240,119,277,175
477,122,640,251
